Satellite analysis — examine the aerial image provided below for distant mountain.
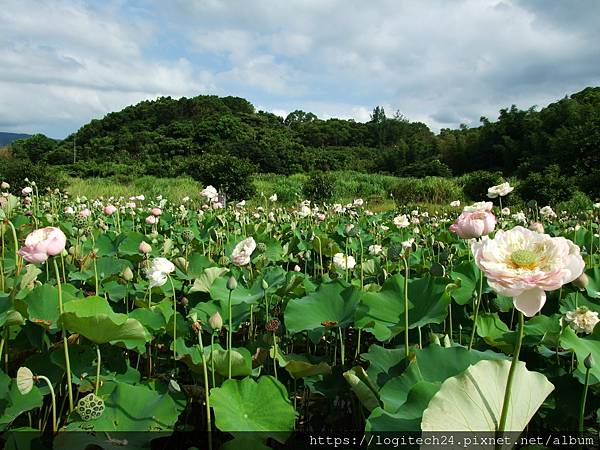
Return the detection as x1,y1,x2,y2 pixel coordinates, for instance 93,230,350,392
0,132,32,146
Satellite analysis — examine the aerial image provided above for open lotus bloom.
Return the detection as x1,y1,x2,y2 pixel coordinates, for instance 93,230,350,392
231,237,256,266
471,226,585,316
18,227,67,264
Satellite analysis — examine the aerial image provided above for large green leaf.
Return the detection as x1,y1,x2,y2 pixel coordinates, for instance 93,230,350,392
61,296,150,352
560,326,600,384
0,370,44,432
284,280,359,335
421,359,554,433
449,260,480,305
355,275,451,341
275,353,331,379
210,376,297,443
210,276,264,306
188,267,229,294
343,366,381,412
175,339,253,377
64,381,185,431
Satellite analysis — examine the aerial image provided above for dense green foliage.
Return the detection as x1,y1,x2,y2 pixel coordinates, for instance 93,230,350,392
5,86,600,203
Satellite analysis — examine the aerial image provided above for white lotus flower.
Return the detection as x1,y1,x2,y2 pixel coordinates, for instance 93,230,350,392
369,244,383,255
463,201,494,213
151,257,175,274
147,269,168,288
393,214,410,228
487,182,514,198
201,185,219,202
231,237,256,266
333,253,356,270
540,206,557,218
562,307,599,334
269,194,278,202
471,226,585,316
450,200,461,207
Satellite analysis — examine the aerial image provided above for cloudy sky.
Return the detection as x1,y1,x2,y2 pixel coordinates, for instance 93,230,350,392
1,0,598,138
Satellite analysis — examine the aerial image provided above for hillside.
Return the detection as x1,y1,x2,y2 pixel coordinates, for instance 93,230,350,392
0,132,31,146
5,87,600,200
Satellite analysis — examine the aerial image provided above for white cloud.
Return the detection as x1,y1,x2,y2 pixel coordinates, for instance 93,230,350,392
1,0,599,136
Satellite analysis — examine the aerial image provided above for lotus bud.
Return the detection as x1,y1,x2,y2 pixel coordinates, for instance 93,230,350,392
529,222,544,233
174,257,189,272
227,276,238,291
139,241,152,254
573,273,589,290
585,352,595,369
262,279,269,290
121,266,134,281
209,312,223,331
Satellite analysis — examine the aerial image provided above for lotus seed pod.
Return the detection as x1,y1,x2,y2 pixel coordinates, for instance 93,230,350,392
76,393,105,421
219,255,230,266
573,273,589,290
181,229,194,243
227,276,238,291
209,311,223,331
387,243,404,262
16,367,34,395
585,352,595,369
265,318,281,333
256,242,267,253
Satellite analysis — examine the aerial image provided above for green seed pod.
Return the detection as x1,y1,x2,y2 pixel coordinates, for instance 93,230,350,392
76,393,105,421
387,243,404,262
181,229,194,243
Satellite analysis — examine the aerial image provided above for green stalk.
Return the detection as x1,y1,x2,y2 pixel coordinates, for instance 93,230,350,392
402,257,409,358
468,270,484,350
496,312,524,446
168,274,177,366
197,330,213,450
95,345,101,396
338,327,345,366
6,220,20,273
579,362,591,434
36,375,57,433
227,289,233,380
272,332,278,380
53,258,74,412
210,333,216,388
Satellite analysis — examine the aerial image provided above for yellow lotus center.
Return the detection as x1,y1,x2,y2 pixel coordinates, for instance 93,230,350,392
511,249,538,269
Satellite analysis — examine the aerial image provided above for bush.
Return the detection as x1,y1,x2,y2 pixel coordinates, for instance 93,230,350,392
555,191,593,215
0,157,66,193
302,172,336,203
461,170,504,201
389,177,463,206
185,153,256,201
396,158,452,177
519,165,575,205
273,176,304,203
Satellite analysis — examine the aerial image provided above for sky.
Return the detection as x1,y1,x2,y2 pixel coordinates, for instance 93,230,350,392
1,0,598,139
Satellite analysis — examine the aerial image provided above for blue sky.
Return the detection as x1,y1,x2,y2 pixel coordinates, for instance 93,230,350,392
1,0,599,138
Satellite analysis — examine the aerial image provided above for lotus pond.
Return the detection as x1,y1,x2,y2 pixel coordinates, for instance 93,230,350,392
0,185,599,449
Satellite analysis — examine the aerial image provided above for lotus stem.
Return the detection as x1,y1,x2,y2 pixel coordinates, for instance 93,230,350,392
402,256,409,358
210,333,216,388
468,269,484,350
95,345,101,396
579,357,592,434
168,274,177,366
273,332,278,380
496,311,524,447
228,288,233,380
53,258,74,412
36,375,57,433
197,329,213,450
338,327,345,366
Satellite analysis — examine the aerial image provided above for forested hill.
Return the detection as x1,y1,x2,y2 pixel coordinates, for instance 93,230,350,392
0,132,31,146
7,86,600,197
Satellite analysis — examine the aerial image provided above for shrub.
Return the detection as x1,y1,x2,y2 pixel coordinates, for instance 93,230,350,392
518,165,575,205
461,170,504,201
302,172,336,203
555,191,593,215
273,176,304,203
0,157,66,193
185,153,256,201
390,177,463,206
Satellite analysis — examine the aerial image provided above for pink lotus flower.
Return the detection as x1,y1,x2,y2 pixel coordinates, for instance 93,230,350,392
103,204,117,215
231,237,256,266
471,226,585,316
139,241,152,254
449,204,496,239
145,215,157,225
150,207,162,216
79,209,91,217
19,227,67,264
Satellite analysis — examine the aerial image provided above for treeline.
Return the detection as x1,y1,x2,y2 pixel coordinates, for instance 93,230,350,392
4,86,600,201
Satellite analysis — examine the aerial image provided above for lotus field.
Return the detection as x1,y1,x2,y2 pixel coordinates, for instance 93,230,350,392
1,181,600,448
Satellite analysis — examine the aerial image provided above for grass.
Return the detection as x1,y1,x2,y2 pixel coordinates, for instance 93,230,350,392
65,171,467,212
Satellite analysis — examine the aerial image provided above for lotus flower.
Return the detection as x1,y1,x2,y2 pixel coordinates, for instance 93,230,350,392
19,227,67,264
333,253,356,270
471,226,585,316
231,237,256,266
449,203,496,239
